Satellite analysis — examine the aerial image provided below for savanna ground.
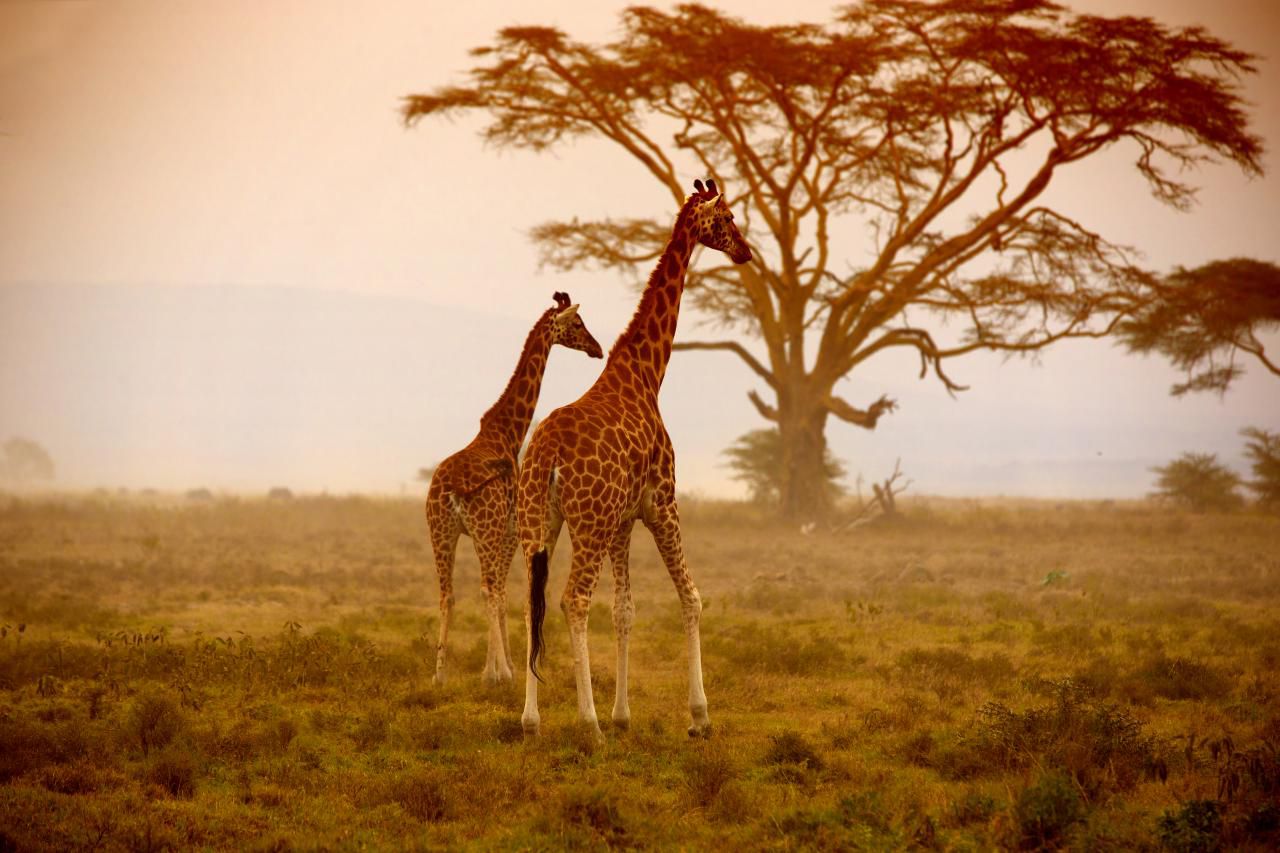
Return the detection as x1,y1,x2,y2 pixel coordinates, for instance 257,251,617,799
0,494,1277,851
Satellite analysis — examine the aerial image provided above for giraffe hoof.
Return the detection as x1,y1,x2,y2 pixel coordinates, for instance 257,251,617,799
687,722,712,739
611,717,630,732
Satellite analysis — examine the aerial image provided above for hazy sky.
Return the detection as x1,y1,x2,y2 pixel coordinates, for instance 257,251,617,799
1,0,1277,498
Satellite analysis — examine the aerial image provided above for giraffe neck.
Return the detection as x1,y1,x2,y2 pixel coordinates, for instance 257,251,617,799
479,313,554,455
606,208,698,392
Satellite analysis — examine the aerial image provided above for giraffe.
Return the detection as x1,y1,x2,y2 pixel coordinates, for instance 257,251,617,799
426,292,602,684
516,179,752,738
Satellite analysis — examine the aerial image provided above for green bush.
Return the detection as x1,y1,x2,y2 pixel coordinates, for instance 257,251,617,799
1015,771,1085,849
1134,653,1232,701
390,769,449,823
1157,800,1222,853
682,744,736,807
763,730,824,771
145,747,199,798
127,691,185,756
957,680,1165,796
559,785,628,846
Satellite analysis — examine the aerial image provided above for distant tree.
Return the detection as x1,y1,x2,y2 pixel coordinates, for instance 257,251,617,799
404,1,1263,519
416,466,436,483
1118,259,1280,396
1,438,55,485
723,427,844,508
1149,452,1242,512
1240,427,1280,509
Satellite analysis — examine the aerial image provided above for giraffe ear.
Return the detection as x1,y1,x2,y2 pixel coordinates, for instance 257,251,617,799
554,304,580,324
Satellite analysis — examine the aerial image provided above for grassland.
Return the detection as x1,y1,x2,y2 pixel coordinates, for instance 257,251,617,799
0,493,1277,850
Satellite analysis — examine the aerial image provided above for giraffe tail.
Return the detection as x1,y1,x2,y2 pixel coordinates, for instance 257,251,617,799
518,433,557,682
529,548,548,682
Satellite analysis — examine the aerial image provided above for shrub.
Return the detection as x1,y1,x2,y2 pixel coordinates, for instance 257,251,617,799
559,785,628,846
145,747,199,798
772,792,897,848
265,718,299,753
714,622,850,675
1150,453,1243,512
763,730,824,771
1134,653,1232,701
958,680,1165,796
1157,800,1222,853
946,791,999,827
682,744,736,807
31,760,120,795
127,691,185,756
896,646,1015,699
1015,771,1085,849
390,769,450,823
352,710,390,750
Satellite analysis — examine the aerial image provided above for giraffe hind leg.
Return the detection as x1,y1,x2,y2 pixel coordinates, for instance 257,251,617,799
608,522,635,730
471,483,517,685
426,493,462,686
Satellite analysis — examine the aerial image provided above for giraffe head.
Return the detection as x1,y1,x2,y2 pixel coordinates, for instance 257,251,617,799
689,179,752,265
549,291,603,358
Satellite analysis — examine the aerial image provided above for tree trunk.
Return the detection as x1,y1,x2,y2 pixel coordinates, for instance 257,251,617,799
778,406,832,521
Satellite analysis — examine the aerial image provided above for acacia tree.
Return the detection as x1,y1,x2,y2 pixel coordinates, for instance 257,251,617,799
1240,427,1280,509
1,438,55,485
1118,259,1280,396
1149,452,1242,512
403,1,1262,518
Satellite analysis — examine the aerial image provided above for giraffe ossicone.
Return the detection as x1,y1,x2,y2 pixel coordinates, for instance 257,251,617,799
425,293,602,686
517,178,751,739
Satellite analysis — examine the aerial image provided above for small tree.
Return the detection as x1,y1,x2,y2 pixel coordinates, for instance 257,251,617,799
1240,427,1280,510
1118,259,1280,396
723,428,844,508
1149,452,1242,512
1,438,55,485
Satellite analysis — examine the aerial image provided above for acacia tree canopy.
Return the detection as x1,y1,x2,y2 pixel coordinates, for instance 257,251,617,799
1118,259,1280,396
403,0,1263,518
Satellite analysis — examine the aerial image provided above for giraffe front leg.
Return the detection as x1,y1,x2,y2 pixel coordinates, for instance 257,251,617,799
646,499,710,737
608,523,635,731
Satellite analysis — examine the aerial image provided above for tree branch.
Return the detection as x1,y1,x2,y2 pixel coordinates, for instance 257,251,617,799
824,393,897,430
672,340,777,389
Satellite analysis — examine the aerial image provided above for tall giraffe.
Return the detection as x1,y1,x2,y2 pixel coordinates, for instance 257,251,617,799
516,180,751,737
426,292,602,684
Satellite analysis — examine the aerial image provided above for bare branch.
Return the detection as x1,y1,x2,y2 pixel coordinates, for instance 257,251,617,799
672,340,777,389
824,393,897,430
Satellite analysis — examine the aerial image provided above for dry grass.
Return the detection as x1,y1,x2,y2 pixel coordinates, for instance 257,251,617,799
0,492,1277,849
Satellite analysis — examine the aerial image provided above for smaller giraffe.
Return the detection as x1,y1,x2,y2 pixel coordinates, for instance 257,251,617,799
426,292,602,684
